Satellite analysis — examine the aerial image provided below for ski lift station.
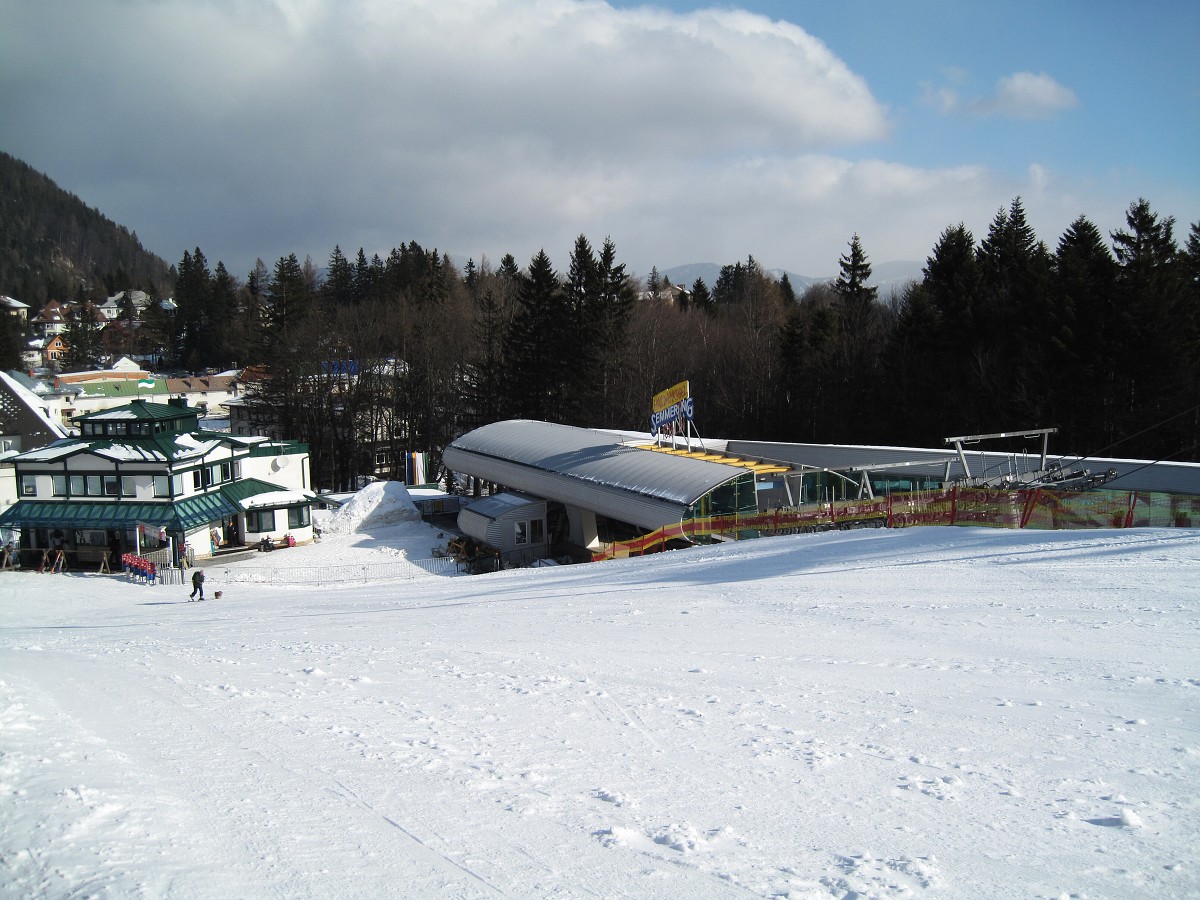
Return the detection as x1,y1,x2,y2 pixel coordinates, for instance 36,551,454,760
443,415,1200,564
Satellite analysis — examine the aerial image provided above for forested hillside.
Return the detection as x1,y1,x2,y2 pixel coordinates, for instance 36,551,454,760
0,151,173,309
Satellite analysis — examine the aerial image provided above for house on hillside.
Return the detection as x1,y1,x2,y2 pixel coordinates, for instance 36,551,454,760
30,299,72,337
0,397,314,570
96,290,152,321
638,282,690,305
31,302,109,367
1,295,31,323
166,373,242,417
43,334,68,366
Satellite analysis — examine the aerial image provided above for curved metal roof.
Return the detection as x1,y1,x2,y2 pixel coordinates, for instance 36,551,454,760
443,420,749,530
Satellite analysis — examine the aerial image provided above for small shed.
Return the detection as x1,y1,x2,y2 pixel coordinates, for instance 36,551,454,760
457,492,548,563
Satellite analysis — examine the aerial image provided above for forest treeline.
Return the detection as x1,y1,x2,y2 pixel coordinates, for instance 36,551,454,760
162,197,1198,489
2,150,1196,489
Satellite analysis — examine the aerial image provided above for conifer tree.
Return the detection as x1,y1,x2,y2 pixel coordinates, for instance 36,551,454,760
1050,217,1119,447
62,302,104,370
833,234,877,311
353,248,374,304
210,261,240,367
505,250,568,422
778,273,797,305
646,266,662,295
323,245,354,306
919,223,981,432
266,253,313,335
590,237,636,426
174,247,212,371
1110,199,1191,455
248,253,319,441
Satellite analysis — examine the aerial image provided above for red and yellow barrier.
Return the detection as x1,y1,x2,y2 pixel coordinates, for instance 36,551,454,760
592,488,1199,561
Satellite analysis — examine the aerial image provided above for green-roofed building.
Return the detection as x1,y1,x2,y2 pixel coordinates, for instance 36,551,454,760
1,397,314,571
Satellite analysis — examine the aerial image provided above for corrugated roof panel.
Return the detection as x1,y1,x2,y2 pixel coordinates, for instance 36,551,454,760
462,492,542,521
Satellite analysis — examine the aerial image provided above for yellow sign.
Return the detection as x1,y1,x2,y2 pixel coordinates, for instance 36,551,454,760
652,380,690,414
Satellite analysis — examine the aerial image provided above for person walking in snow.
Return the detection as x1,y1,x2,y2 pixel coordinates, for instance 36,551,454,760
189,569,205,601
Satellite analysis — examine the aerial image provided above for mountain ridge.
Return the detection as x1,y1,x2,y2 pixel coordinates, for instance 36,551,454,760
0,151,174,310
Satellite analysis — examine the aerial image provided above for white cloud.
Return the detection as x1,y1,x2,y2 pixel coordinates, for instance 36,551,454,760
1,0,901,276
920,83,960,115
972,71,1079,120
923,69,1077,121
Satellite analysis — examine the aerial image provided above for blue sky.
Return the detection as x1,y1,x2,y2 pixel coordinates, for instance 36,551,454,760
627,1,1199,197
2,0,1196,284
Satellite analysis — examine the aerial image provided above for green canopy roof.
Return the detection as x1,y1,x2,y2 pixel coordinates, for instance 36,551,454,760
0,493,240,533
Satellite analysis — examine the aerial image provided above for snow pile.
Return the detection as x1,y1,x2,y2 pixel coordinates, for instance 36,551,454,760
323,481,422,533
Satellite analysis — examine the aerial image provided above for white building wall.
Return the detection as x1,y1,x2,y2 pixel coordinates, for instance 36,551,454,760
240,449,310,492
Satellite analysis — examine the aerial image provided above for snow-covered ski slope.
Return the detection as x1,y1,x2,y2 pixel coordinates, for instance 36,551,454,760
2,516,1197,898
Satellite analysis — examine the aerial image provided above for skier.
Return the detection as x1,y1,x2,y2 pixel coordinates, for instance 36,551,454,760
189,569,206,601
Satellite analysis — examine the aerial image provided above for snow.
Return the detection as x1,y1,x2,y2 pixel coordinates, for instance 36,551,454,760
1,513,1198,898
239,489,316,510
323,480,423,534
0,371,67,439
95,442,160,462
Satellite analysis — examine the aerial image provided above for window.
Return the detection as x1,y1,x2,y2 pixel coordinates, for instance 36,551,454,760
246,509,274,533
51,473,133,497
513,519,545,546
154,475,170,497
287,505,310,528
220,461,233,482
20,474,36,497
193,468,212,490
